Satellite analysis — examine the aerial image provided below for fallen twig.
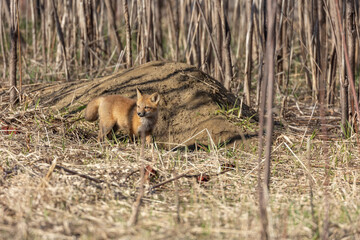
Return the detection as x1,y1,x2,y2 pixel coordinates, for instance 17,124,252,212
148,168,234,192
53,164,123,188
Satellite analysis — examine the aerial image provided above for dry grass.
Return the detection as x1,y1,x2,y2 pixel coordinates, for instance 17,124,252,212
0,103,360,240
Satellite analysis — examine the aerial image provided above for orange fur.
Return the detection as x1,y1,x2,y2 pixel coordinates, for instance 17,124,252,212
84,89,160,144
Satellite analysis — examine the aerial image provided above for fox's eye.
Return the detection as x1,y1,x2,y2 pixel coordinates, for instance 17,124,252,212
137,105,140,108
145,106,151,110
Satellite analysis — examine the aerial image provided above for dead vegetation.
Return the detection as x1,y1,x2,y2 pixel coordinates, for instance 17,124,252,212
0,99,359,239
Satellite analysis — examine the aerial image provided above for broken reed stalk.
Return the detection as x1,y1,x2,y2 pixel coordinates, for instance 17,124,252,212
318,0,329,237
264,0,277,191
256,0,277,239
173,171,181,223
335,0,360,147
127,131,146,226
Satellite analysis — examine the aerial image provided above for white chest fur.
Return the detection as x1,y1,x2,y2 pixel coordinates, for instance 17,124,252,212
137,116,157,134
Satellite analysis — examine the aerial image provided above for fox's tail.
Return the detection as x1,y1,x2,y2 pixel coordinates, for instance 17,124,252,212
84,97,102,121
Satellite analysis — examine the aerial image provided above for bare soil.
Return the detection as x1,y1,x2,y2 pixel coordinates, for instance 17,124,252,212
28,61,257,147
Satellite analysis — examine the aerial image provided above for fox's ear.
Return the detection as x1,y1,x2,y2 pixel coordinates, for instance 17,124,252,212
136,88,143,99
150,93,160,104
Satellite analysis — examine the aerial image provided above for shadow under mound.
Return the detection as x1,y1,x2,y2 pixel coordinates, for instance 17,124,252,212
30,61,258,147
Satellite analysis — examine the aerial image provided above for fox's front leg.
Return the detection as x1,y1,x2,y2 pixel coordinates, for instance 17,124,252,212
145,131,153,147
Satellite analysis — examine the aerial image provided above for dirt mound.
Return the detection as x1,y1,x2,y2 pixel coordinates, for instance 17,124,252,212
33,61,257,147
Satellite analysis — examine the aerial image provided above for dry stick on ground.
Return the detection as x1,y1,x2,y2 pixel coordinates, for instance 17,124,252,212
51,0,70,82
173,171,181,223
53,164,124,189
127,132,146,226
149,169,234,192
306,139,318,237
54,164,103,184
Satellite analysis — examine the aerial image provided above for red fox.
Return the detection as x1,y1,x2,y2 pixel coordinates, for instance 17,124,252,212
84,89,160,144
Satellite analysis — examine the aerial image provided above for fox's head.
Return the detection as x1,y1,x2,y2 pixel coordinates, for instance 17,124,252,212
136,88,160,118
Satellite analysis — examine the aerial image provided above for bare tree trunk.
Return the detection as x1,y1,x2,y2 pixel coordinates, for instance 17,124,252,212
196,0,224,82
346,0,355,126
304,0,318,101
153,0,163,59
255,0,266,107
9,0,18,107
335,0,360,142
105,0,123,55
52,0,70,81
166,0,179,62
318,0,327,104
298,0,312,91
219,0,233,90
331,0,349,135
85,0,94,68
213,0,223,83
123,0,132,68
0,0,7,80
144,0,152,62
71,0,79,73
243,0,254,106
78,0,88,69
257,0,277,238
41,0,47,73
30,0,37,59
276,0,286,89
327,44,337,105
264,0,277,196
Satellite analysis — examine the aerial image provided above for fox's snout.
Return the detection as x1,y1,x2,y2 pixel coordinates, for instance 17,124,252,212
137,111,146,117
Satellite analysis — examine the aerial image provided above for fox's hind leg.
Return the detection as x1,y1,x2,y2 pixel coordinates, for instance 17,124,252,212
98,119,116,142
